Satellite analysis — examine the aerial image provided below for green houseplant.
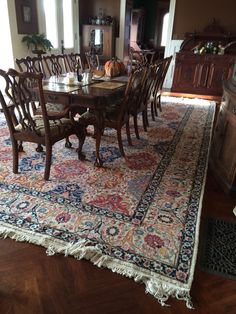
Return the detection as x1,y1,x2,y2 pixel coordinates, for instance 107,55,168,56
22,33,53,55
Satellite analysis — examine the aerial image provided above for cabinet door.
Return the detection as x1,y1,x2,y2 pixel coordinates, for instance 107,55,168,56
196,62,211,89
207,60,234,94
172,55,199,92
82,25,114,63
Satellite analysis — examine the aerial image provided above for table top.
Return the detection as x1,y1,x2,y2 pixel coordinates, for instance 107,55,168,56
43,74,128,93
43,74,128,101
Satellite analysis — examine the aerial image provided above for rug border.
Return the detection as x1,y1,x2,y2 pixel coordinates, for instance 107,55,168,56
184,100,216,296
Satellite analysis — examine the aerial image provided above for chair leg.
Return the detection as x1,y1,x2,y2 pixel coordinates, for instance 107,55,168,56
65,136,72,148
117,129,125,157
12,139,19,174
94,128,103,166
18,141,24,152
133,115,140,139
151,101,155,121
157,95,162,112
36,144,44,152
142,111,148,132
145,104,149,127
126,120,132,146
44,144,52,180
154,99,158,117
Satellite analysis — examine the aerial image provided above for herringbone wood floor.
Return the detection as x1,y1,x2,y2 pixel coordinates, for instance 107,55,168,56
0,169,235,314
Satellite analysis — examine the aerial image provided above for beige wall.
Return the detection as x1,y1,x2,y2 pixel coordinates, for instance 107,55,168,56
173,0,236,39
7,0,46,63
7,0,29,61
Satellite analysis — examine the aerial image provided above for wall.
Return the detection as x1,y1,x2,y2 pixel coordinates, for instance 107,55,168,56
7,0,47,63
7,0,30,61
173,0,236,39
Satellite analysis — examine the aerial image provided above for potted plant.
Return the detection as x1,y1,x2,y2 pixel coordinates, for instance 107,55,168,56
22,33,53,55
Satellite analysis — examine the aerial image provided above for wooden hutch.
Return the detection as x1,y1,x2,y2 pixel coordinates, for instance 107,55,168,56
82,24,115,65
171,21,236,96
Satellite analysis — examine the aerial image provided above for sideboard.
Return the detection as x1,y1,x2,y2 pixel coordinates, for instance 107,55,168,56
171,21,236,96
171,52,235,96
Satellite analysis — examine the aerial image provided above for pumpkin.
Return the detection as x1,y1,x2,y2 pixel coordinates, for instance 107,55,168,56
104,57,126,77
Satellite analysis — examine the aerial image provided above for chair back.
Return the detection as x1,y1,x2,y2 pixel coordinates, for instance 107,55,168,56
42,54,67,77
16,56,45,76
141,62,163,109
85,51,100,70
118,66,147,122
65,53,83,72
152,56,172,99
129,49,156,70
159,56,172,90
0,69,50,138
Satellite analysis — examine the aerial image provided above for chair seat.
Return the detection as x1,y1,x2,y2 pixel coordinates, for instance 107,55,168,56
15,115,74,137
35,102,68,113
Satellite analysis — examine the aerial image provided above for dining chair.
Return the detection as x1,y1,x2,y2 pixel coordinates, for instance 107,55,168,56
0,69,85,180
16,56,45,76
151,56,172,119
127,65,149,138
78,67,145,158
128,62,163,139
16,55,72,151
42,54,67,77
85,51,100,70
65,53,84,73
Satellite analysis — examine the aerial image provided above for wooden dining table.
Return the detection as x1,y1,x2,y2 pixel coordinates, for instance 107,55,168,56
42,74,128,166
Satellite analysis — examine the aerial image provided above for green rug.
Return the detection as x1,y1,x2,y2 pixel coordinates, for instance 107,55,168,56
0,97,215,308
199,217,236,280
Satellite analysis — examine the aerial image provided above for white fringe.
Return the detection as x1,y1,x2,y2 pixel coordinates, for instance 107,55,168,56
0,222,194,309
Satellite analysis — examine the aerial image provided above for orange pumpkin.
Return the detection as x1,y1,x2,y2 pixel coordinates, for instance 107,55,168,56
104,58,126,77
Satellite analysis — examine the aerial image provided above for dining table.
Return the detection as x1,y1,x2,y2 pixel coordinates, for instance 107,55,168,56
42,73,128,166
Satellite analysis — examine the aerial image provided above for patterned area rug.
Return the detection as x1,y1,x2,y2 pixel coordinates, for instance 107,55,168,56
199,217,236,280
0,97,215,308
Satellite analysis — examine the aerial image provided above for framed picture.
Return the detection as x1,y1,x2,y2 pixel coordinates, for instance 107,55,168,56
15,0,38,34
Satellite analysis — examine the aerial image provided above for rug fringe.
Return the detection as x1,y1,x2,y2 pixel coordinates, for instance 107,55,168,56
0,222,194,309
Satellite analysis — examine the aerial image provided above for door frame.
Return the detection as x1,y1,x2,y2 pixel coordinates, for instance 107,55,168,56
164,0,176,58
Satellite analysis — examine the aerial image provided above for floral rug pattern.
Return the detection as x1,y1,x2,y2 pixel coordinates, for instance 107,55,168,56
0,97,215,307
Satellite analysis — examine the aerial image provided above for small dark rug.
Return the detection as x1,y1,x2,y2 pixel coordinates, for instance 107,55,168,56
199,217,236,280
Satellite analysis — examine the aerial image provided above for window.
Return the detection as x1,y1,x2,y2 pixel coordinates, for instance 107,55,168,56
0,0,14,91
63,0,74,48
43,0,58,48
161,13,169,47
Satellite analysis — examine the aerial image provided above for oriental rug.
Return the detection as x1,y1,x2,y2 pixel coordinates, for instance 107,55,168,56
0,97,215,308
199,217,236,280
